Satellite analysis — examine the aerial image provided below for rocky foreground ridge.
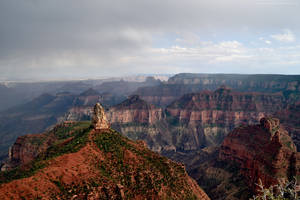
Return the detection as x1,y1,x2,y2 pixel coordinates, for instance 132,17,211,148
0,103,209,200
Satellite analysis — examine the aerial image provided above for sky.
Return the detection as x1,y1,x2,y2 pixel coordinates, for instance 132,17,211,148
0,0,300,81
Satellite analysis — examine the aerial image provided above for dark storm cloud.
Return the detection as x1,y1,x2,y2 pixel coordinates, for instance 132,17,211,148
0,0,300,80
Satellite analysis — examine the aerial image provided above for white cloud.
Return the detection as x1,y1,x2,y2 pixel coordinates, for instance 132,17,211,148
265,40,272,44
271,30,296,43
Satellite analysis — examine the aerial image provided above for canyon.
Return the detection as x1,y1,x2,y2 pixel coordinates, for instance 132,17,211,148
107,86,289,155
0,73,299,199
135,73,300,107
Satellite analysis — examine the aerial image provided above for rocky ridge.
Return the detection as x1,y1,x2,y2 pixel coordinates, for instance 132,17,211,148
135,73,300,107
0,103,209,200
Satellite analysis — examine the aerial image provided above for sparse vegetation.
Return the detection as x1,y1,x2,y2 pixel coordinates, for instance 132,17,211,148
251,179,298,200
93,129,196,199
0,122,91,184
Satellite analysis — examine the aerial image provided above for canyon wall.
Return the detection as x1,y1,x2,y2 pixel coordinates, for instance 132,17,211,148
135,73,300,107
107,87,288,154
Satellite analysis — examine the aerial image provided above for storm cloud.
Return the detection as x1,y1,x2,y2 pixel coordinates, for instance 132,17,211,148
0,0,300,80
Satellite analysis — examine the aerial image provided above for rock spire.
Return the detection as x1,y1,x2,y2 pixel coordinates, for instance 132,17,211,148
92,103,110,130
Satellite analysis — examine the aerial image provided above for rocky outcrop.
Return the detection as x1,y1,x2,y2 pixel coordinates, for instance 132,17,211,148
0,122,78,171
219,117,300,191
92,103,110,130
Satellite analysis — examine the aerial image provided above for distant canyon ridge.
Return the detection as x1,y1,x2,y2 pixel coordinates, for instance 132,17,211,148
0,73,299,161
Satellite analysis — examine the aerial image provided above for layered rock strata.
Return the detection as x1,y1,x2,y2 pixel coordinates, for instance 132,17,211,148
135,73,300,107
165,86,286,147
107,95,163,124
219,117,300,191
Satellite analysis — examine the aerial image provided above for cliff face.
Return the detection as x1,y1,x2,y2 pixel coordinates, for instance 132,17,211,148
165,87,286,148
1,122,84,171
0,106,209,200
106,95,170,153
63,88,100,121
107,95,163,124
105,88,288,155
168,73,300,92
135,73,300,107
275,101,300,151
219,117,300,191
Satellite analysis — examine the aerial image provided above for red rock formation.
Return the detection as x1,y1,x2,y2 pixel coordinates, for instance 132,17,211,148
163,87,286,147
3,134,50,170
219,117,300,191
275,101,300,151
0,113,210,199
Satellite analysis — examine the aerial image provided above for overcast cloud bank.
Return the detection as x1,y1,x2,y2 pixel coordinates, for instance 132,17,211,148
0,0,299,80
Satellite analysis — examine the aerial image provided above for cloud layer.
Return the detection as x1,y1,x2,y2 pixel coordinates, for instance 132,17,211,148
0,0,300,80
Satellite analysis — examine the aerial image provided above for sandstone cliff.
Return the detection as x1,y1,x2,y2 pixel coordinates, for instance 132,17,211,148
174,118,300,200
219,117,300,191
1,121,86,171
107,95,163,124
106,95,170,153
165,86,286,148
106,88,288,155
